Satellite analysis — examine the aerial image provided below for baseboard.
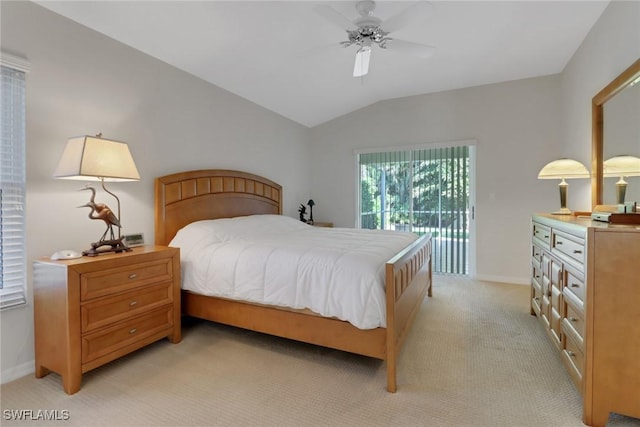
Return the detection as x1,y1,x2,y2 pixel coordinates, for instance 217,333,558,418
472,274,529,286
1,360,34,385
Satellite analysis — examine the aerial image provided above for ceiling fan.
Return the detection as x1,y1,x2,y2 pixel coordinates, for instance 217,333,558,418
315,0,436,77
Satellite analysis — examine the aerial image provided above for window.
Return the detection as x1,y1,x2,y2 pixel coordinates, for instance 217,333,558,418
357,143,474,274
1,54,30,309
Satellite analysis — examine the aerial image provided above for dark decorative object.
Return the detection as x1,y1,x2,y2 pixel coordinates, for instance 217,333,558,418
307,199,315,225
298,204,308,222
78,186,131,256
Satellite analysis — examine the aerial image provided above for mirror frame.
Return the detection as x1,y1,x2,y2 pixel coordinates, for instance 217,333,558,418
592,58,640,209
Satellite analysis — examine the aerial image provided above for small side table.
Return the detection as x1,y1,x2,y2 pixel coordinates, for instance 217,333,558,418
33,245,181,394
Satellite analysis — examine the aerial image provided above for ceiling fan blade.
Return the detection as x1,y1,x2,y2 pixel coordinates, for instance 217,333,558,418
314,5,357,31
382,1,435,33
383,39,436,59
353,47,371,77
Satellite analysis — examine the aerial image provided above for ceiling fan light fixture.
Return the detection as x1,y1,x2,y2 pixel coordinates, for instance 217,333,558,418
353,46,371,77
316,0,436,78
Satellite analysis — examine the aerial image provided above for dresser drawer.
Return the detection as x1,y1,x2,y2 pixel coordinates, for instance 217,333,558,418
531,262,542,288
81,259,173,301
532,244,543,263
564,269,585,305
533,222,551,248
561,334,584,389
562,300,585,349
81,283,173,332
531,279,542,316
81,306,173,364
541,295,551,328
552,230,585,266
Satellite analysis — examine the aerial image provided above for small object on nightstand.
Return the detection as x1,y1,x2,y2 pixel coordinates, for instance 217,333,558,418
124,233,145,247
50,249,82,260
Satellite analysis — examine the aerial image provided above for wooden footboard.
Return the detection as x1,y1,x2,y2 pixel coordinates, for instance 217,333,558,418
385,233,433,392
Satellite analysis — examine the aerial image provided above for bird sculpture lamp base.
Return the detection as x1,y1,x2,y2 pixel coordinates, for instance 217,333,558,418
82,237,132,257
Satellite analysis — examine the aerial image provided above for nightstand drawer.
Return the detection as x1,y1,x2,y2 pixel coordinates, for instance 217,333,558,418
81,306,173,364
81,259,173,301
81,283,173,332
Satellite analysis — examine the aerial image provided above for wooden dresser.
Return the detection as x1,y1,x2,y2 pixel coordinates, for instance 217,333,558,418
33,246,181,394
530,214,640,427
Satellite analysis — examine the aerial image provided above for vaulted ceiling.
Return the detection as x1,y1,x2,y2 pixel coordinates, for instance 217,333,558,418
36,1,609,127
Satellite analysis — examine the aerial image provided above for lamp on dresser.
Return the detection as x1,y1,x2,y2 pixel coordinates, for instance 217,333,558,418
53,133,140,255
603,155,640,205
537,158,590,215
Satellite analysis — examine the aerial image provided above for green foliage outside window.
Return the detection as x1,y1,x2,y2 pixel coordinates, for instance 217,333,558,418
359,147,469,237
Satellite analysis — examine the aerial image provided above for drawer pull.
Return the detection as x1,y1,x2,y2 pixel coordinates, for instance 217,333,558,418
129,301,138,307
557,241,563,245
128,273,138,280
573,250,582,254
567,350,575,358
129,328,137,334
568,317,578,322
571,283,580,288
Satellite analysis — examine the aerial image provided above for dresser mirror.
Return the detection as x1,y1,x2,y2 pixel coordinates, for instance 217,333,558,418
592,58,640,209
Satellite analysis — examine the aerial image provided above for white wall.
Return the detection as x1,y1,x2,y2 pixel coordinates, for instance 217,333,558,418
310,75,563,284
0,1,310,383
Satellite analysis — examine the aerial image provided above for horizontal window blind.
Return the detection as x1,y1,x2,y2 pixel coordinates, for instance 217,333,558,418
1,62,28,309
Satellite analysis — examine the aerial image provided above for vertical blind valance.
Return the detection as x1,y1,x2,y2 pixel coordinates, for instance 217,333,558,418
1,57,28,309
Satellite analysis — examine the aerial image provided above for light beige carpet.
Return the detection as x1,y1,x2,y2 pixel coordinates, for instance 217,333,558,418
2,275,639,427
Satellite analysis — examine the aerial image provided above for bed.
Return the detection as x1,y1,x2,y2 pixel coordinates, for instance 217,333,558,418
154,169,432,392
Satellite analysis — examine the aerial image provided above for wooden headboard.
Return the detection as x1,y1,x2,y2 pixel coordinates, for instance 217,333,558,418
154,170,282,245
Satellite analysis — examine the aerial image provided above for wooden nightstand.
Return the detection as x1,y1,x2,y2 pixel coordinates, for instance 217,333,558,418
311,222,333,227
33,245,181,394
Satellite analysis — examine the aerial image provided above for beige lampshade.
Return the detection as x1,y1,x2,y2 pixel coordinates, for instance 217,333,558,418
53,135,140,181
603,155,640,178
537,158,590,179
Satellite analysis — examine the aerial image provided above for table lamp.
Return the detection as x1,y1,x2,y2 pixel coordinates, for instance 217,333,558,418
53,134,140,256
538,158,590,215
603,155,640,205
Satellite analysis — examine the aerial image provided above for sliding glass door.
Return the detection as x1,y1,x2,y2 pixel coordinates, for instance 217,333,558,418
358,144,475,275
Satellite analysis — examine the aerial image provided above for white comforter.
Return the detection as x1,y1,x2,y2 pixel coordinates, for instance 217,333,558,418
169,215,418,329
